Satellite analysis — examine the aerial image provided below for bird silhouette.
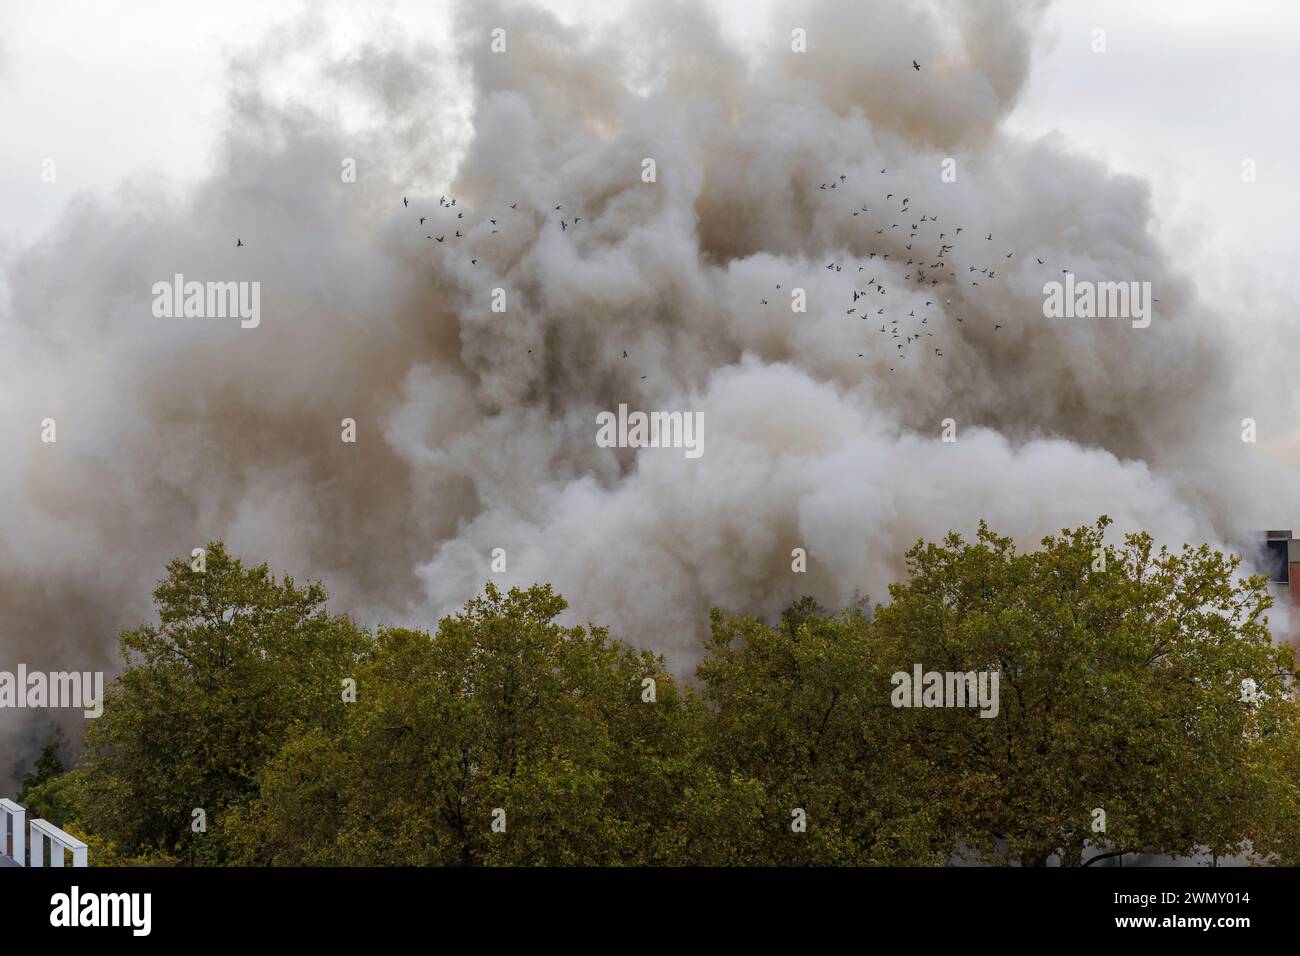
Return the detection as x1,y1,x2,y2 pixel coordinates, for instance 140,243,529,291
235,239,243,247
403,197,408,207
912,59,921,71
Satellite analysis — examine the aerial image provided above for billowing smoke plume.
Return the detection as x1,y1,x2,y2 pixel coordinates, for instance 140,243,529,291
2,0,1294,785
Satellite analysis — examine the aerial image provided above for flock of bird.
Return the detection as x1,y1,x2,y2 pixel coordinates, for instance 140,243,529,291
234,59,1082,378
757,58,1098,372
772,161,1067,371
782,61,1072,371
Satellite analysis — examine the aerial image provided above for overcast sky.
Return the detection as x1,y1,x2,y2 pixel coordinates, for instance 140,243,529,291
3,1,1297,300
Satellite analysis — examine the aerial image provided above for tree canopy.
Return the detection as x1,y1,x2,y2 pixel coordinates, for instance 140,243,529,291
26,518,1300,866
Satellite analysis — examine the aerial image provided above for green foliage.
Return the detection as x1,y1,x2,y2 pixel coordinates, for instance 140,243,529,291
17,732,66,808
76,541,369,863
224,583,742,865
698,599,949,864
871,517,1297,865
52,523,1300,866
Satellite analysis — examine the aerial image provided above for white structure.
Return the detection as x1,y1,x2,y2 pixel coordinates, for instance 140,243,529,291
0,797,87,867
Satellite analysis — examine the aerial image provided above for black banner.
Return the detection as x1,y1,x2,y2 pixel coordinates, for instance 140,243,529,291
1,865,1283,942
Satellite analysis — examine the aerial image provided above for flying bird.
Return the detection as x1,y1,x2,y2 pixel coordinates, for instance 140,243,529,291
912,59,921,71
235,239,242,247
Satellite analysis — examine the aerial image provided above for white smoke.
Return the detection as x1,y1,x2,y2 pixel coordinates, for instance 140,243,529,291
1,0,1294,784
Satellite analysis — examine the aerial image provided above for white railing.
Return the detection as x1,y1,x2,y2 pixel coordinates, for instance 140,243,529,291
0,798,25,865
29,818,88,867
0,798,87,867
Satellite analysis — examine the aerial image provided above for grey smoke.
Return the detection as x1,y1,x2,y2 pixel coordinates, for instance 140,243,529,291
1,0,1294,788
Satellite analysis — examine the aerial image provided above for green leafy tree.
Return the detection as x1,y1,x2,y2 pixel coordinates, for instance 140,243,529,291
17,732,66,806
698,597,950,864
225,583,743,865
871,517,1298,866
77,542,369,863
